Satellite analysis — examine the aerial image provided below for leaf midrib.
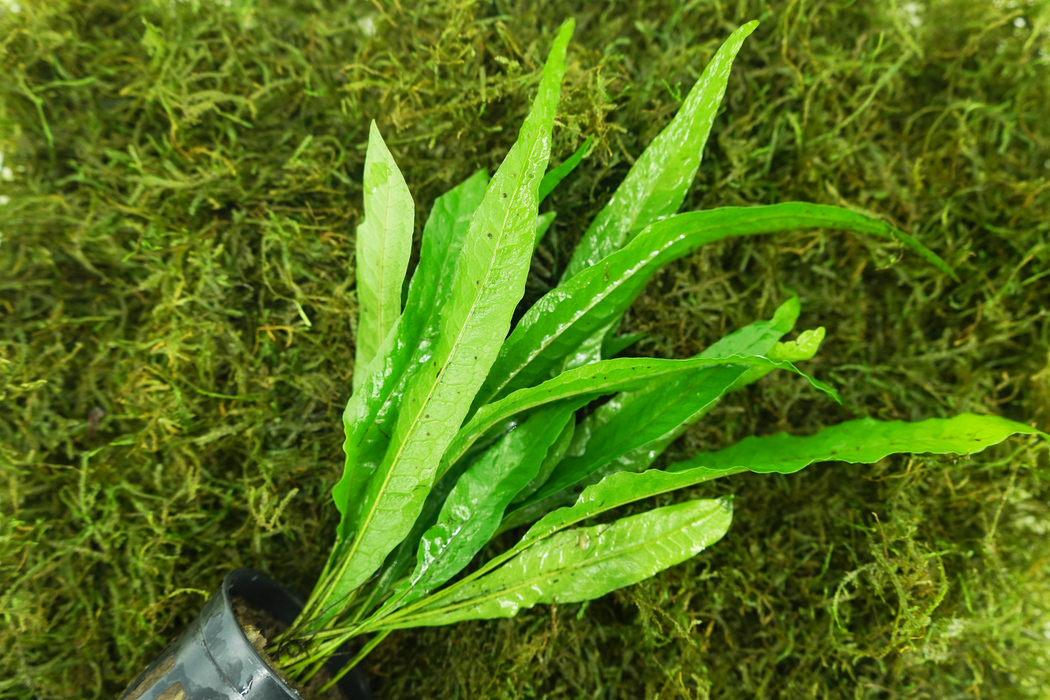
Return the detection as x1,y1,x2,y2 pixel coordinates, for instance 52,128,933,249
337,125,548,588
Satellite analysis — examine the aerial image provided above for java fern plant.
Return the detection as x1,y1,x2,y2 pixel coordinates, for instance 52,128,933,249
270,19,1045,690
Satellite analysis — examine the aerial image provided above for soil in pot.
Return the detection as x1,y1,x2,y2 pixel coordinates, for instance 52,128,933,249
233,595,347,700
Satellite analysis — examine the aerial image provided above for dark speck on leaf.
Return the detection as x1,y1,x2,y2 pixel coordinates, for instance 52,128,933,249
502,193,507,198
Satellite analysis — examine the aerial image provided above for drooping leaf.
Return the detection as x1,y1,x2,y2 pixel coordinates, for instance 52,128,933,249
308,20,576,622
378,498,732,629
667,413,1048,474
475,203,955,407
332,170,488,544
560,22,758,283
538,134,594,203
354,121,414,390
446,353,839,477
379,399,587,615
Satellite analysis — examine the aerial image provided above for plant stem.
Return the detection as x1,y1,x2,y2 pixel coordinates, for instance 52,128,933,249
319,630,392,695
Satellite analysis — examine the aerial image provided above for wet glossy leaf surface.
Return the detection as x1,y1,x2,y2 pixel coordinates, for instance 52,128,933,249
332,171,488,544
383,499,732,628
448,353,838,475
383,400,586,614
312,20,575,618
354,121,414,389
477,202,952,405
561,21,759,282
519,297,806,511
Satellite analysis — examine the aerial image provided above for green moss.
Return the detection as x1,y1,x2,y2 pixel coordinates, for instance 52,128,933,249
1,0,1048,697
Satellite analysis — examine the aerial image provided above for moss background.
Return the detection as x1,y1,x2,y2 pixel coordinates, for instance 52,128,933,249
1,0,1049,697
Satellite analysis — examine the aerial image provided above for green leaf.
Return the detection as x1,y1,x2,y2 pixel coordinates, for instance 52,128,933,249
534,211,557,248
379,498,732,629
526,413,1046,546
525,367,748,507
447,352,838,476
512,412,576,506
538,134,594,203
354,121,414,390
666,413,1048,474
382,399,587,614
476,203,955,405
771,327,826,362
332,170,488,544
513,297,805,512
723,325,825,391
600,331,646,359
522,467,736,546
560,21,758,282
495,299,805,534
310,19,576,621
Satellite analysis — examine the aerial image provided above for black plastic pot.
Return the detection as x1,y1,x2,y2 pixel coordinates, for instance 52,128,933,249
119,569,372,700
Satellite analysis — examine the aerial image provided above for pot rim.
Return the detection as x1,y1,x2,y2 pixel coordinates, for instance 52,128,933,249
221,568,305,698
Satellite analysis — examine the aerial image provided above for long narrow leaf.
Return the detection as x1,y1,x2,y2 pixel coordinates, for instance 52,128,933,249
521,413,1048,546
512,413,576,506
378,399,587,616
667,413,1048,474
534,211,557,248
310,20,576,620
332,171,489,544
538,134,594,203
475,203,955,406
517,297,807,511
354,121,414,389
561,21,759,282
500,412,1045,587
446,353,839,479
378,499,732,629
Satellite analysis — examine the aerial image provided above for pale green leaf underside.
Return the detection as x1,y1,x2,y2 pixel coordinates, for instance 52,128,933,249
380,498,732,628
354,120,414,390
